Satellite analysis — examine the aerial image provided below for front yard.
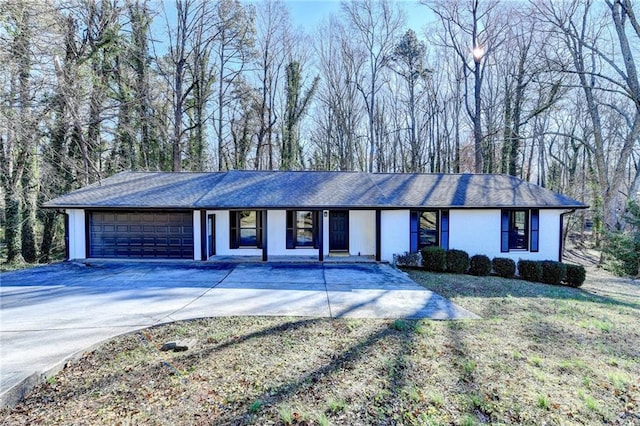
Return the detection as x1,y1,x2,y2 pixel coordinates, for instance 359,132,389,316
2,267,639,425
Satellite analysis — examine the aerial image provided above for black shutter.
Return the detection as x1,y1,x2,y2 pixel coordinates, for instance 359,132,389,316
286,210,295,249
313,211,320,249
256,211,263,249
230,211,238,249
64,212,70,260
440,210,450,250
530,209,539,252
500,210,509,252
410,211,419,252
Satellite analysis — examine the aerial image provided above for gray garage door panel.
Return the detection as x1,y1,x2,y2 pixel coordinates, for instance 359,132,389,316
89,211,194,259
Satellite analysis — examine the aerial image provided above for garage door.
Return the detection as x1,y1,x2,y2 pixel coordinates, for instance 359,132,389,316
89,211,194,259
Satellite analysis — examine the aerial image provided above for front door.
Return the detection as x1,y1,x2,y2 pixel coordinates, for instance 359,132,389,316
329,210,349,252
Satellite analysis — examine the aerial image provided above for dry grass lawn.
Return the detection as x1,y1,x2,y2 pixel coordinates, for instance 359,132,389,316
1,265,639,425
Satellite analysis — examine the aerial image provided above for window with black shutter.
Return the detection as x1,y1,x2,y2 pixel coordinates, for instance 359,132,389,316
230,210,262,249
410,210,447,252
286,210,317,248
501,209,538,252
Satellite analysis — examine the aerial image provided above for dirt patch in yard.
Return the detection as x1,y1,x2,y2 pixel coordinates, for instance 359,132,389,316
2,266,639,425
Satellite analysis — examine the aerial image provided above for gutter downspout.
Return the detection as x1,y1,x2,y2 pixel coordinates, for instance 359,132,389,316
559,209,577,262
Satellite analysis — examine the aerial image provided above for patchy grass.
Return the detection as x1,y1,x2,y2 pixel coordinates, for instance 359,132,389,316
2,267,639,425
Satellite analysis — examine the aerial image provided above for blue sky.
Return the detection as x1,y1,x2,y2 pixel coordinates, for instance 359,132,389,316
283,0,435,34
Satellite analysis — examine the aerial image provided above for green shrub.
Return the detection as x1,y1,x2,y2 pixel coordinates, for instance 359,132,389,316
492,257,516,278
446,249,470,274
564,264,586,287
421,246,446,272
540,260,567,285
518,260,542,282
468,254,491,276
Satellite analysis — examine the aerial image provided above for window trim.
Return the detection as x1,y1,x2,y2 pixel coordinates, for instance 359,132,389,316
286,210,319,249
410,209,448,252
230,210,263,249
500,208,539,252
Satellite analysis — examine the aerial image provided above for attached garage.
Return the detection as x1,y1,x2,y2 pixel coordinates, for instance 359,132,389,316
88,211,194,259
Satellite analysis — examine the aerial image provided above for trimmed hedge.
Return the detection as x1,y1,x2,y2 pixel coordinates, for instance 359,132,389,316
446,249,470,274
564,264,586,287
540,260,567,285
518,260,543,282
492,257,516,278
405,247,587,289
469,254,492,276
421,246,446,272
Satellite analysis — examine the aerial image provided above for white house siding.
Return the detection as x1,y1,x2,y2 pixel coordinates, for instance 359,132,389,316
449,210,498,258
448,209,564,261
381,210,410,262
267,210,319,256
537,209,564,261
349,210,376,256
193,211,202,261
66,209,86,259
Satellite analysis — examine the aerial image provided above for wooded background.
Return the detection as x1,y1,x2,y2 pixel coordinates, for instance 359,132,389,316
2,0,639,264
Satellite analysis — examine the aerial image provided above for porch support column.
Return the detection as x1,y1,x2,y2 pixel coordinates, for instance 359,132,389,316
318,210,324,262
375,210,381,262
64,211,70,261
200,210,207,261
84,210,90,259
262,210,268,261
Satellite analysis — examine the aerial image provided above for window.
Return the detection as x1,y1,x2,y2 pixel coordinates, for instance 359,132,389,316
410,210,449,252
286,210,318,248
230,211,262,248
501,209,539,252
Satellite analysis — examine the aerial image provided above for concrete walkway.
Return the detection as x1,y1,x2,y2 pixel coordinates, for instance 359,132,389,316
0,261,478,407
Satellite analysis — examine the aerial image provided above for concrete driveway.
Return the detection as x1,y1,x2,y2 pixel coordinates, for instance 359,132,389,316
0,261,477,406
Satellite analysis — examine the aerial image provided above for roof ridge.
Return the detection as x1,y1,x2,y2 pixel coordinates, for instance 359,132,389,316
226,169,363,174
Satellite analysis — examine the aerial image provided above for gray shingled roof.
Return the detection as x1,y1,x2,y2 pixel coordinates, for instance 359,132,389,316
370,173,583,208
43,172,226,208
43,170,587,209
198,170,385,208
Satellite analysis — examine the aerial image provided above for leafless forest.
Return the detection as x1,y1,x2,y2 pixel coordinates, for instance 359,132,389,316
1,0,639,264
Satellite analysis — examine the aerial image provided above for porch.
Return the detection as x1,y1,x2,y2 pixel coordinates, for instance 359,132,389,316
207,254,378,263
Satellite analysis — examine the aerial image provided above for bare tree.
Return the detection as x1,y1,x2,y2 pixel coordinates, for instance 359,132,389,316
341,0,404,173
313,18,365,171
253,0,290,170
538,0,640,230
212,0,255,171
390,29,429,172
426,0,507,173
159,0,219,171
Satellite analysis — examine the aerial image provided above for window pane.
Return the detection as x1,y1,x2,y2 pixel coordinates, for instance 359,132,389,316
296,229,314,246
419,211,437,248
295,211,314,246
509,210,528,249
240,211,256,228
296,211,313,229
239,229,257,246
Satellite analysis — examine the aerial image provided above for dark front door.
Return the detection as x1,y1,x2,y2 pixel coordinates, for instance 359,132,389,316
329,210,349,252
